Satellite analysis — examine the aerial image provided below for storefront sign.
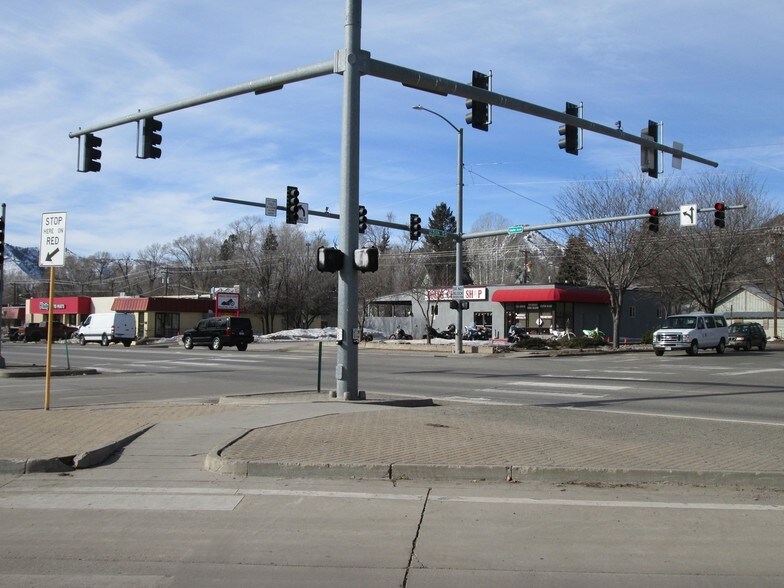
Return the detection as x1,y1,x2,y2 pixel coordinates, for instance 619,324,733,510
428,287,488,301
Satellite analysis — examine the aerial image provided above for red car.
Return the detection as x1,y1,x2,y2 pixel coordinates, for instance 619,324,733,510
17,321,78,342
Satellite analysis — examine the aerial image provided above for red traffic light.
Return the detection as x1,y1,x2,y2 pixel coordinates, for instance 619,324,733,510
714,202,725,211
647,208,660,232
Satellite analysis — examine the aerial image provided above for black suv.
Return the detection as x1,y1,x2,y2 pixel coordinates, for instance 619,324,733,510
182,317,254,351
727,322,767,351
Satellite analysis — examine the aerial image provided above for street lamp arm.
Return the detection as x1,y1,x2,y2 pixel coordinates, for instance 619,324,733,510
412,105,460,134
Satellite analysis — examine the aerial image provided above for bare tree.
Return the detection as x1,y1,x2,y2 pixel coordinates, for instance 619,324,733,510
137,243,169,295
555,172,664,348
657,173,773,312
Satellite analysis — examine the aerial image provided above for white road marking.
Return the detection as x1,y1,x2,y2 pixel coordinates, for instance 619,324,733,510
2,486,780,512
725,368,784,377
543,374,649,382
477,388,606,399
564,406,784,427
510,380,628,391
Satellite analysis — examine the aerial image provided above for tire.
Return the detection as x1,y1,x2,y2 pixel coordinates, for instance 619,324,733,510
79,335,87,346
654,349,664,356
716,339,725,354
210,337,223,351
183,335,194,350
236,342,248,351
744,340,751,352
686,340,699,356
759,340,767,351
101,333,110,347
122,340,132,347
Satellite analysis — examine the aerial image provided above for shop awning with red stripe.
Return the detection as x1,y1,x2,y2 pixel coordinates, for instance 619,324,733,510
491,287,610,304
112,297,213,313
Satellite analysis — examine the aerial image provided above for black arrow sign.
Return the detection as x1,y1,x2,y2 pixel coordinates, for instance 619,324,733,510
45,248,60,262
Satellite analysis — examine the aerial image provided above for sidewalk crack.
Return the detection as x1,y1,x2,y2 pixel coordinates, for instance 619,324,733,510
402,487,431,587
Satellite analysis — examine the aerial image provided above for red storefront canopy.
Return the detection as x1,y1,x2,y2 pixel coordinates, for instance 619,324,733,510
491,287,610,304
29,297,93,316
112,297,213,313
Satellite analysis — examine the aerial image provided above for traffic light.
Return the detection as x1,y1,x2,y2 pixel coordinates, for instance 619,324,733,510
714,202,726,228
640,120,661,178
316,246,344,273
558,102,581,155
358,205,367,233
353,247,379,272
465,70,490,132
79,133,102,172
139,117,163,159
409,213,422,240
648,208,660,233
286,186,300,224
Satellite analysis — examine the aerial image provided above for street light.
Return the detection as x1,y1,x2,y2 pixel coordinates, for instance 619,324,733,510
412,105,464,354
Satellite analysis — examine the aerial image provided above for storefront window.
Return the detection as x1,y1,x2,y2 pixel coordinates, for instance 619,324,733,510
155,313,180,338
504,301,574,335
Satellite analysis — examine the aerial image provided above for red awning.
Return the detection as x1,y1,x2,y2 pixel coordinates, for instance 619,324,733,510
112,297,213,313
1,307,25,321
29,297,93,315
491,287,610,304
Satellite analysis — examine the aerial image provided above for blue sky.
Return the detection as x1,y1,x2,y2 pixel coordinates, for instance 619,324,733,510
2,1,782,257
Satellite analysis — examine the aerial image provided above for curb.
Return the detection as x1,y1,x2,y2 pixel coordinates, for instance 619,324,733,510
0,424,153,474
202,451,784,488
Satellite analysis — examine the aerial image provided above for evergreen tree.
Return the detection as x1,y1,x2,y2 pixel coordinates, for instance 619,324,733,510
556,235,589,285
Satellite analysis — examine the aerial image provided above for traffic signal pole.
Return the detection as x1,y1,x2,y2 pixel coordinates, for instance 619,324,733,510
71,0,721,402
335,0,363,400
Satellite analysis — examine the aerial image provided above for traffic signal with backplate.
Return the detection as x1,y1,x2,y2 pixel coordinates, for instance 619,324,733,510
140,117,163,159
558,102,581,155
640,120,661,178
465,70,490,131
714,202,726,228
79,133,102,172
286,186,300,224
358,205,367,233
648,208,660,232
409,213,421,240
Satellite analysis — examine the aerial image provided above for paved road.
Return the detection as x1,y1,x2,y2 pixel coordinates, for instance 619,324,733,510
2,343,783,585
3,457,783,587
2,342,783,427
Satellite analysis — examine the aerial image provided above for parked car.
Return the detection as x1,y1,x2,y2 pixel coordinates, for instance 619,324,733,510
652,312,728,356
182,316,254,351
77,312,137,347
17,321,78,342
728,322,767,351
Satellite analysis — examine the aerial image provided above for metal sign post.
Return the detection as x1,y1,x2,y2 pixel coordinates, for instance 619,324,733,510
39,212,67,410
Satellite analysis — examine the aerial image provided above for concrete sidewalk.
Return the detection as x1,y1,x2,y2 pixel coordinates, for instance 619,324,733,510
2,386,784,487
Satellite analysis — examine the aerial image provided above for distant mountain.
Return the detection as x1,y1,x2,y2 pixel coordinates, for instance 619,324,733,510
4,245,44,279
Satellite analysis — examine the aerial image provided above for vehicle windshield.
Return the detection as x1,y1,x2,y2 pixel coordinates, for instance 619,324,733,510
729,324,749,334
661,316,697,329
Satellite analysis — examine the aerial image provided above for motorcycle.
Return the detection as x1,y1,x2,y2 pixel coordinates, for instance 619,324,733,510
507,326,529,344
389,328,413,340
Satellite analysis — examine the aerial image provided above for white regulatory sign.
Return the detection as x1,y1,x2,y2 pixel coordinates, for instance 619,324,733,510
265,198,277,217
680,204,698,227
39,211,67,267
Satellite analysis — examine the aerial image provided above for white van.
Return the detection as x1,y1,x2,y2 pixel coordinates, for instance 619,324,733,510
77,312,137,347
652,312,728,356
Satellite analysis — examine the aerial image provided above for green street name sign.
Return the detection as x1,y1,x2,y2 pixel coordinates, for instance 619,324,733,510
507,225,524,235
